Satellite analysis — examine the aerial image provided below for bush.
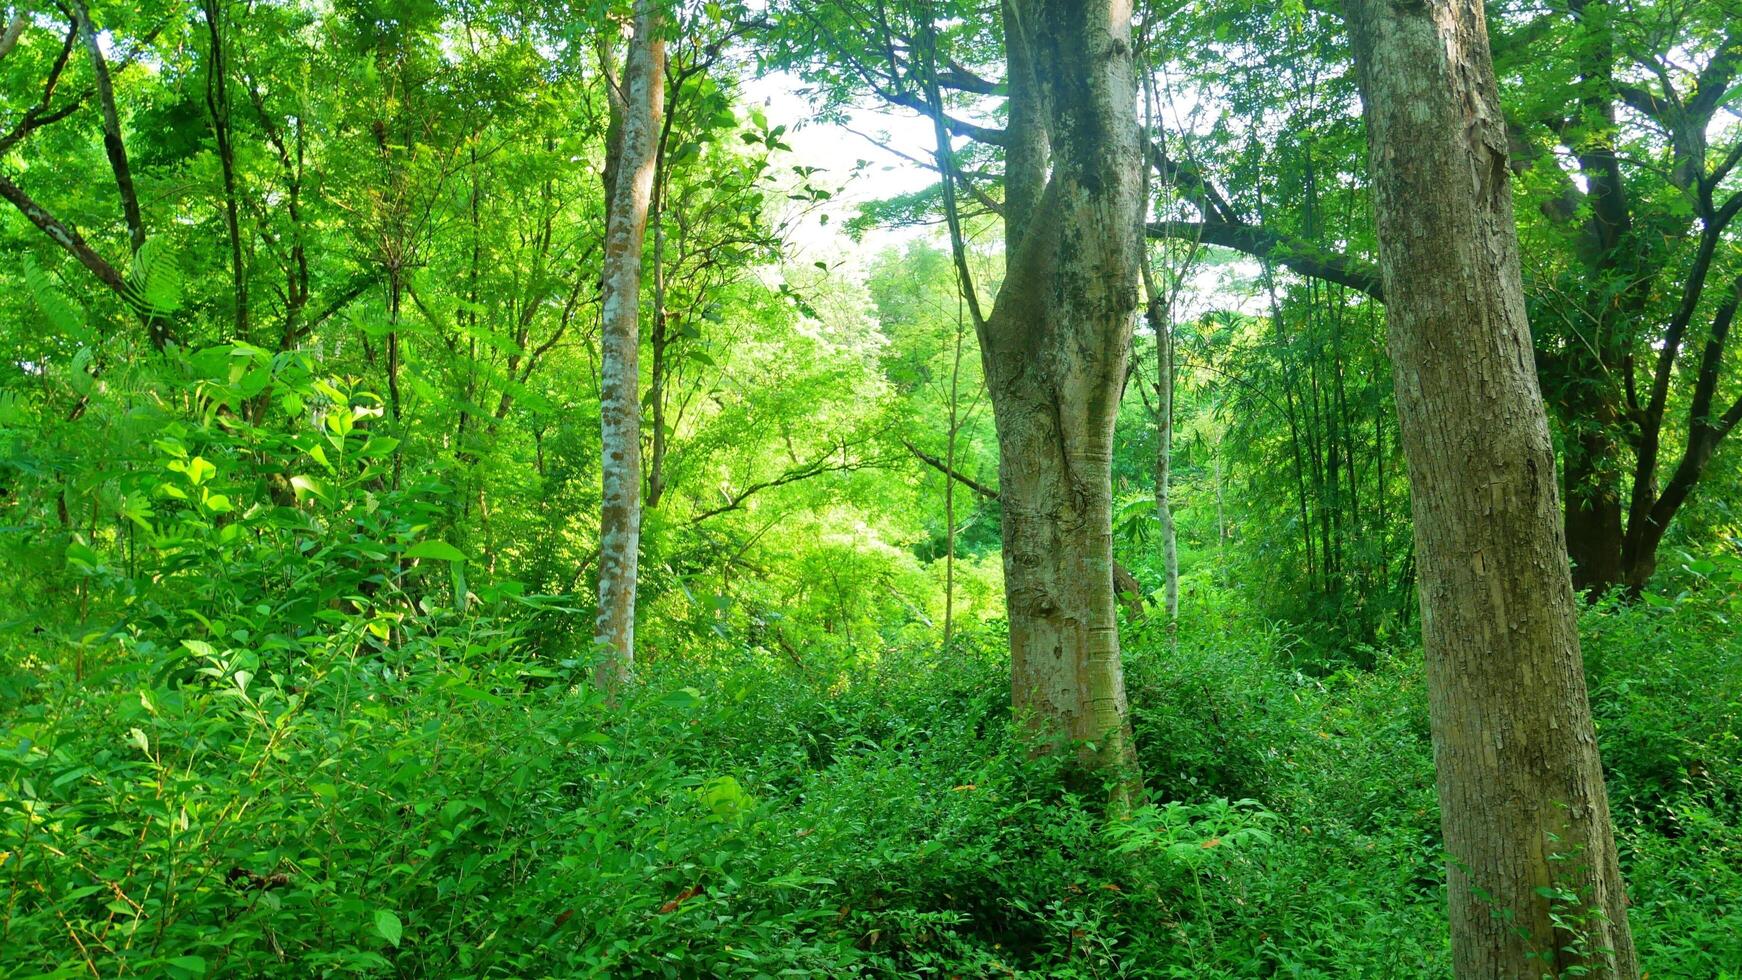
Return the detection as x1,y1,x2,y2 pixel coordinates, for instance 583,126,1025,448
5,541,1739,975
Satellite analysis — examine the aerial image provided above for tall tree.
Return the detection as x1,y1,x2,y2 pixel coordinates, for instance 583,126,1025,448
594,0,664,690
776,0,1146,779
1496,0,1742,595
1141,0,1742,598
1346,0,1637,974
1138,73,1186,625
955,0,1142,778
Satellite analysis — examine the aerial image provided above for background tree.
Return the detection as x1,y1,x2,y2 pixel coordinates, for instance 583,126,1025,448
1141,0,1742,598
593,0,664,689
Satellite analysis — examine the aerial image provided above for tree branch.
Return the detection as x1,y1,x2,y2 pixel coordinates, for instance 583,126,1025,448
1147,220,1385,301
1141,136,1384,301
0,13,26,63
0,22,82,157
904,439,998,499
69,0,145,255
0,170,133,302
879,85,1007,145
686,442,868,525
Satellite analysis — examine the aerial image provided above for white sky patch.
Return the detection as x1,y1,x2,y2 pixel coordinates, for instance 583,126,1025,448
743,70,943,262
741,70,1271,321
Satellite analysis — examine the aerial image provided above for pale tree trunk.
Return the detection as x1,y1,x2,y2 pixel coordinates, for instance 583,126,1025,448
1138,80,1181,625
942,306,966,648
985,0,1142,780
920,0,1141,783
1346,1,1637,976
1139,240,1180,624
594,1,663,692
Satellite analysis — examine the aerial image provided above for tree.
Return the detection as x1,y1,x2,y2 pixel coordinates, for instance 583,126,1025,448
594,0,664,690
771,1,1148,779
0,1,169,347
1345,0,1637,974
1137,72,1187,625
941,0,1143,779
1141,0,1742,598
1495,0,1742,595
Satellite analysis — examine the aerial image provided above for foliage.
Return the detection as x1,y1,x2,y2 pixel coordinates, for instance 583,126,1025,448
10,564,1737,975
0,0,1738,975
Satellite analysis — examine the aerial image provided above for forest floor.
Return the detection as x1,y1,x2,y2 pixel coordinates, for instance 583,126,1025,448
3,588,1739,977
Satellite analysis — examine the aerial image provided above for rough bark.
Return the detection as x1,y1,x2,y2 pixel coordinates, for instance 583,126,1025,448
594,0,663,692
1346,1,1637,976
902,439,1148,624
982,0,1141,780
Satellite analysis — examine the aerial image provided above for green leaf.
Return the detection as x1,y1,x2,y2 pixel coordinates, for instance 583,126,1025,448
405,540,466,562
289,475,328,503
65,541,102,568
164,955,208,976
69,347,96,396
660,687,702,709
360,435,400,458
374,908,403,947
452,684,506,706
698,775,754,822
22,256,84,336
186,456,216,486
130,239,184,315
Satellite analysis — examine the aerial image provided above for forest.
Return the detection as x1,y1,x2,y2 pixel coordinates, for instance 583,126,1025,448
0,0,1738,976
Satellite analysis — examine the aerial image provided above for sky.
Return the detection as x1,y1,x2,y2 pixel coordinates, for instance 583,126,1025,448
740,70,949,260
738,69,1268,319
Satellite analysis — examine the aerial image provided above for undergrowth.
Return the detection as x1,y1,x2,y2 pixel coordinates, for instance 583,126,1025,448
4,584,1738,976
2,396,1736,975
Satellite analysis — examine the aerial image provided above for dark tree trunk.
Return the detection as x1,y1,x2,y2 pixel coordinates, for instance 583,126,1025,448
1563,425,1625,595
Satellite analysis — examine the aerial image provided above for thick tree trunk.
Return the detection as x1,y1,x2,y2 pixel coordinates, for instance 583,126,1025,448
983,0,1142,780
1346,1,1638,976
594,1,663,691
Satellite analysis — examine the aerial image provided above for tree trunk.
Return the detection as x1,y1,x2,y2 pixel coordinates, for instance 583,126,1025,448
1346,1,1638,976
201,0,248,343
1138,86,1180,625
594,0,663,692
1556,0,1646,599
1563,425,1625,595
1140,253,1180,624
983,0,1141,781
943,308,966,648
